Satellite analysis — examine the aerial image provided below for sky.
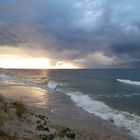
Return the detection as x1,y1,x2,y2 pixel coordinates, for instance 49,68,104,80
0,0,140,68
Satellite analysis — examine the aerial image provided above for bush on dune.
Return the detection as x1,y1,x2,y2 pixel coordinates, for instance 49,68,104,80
12,101,28,118
57,127,76,139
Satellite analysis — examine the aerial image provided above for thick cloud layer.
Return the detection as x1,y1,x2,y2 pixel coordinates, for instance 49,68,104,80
0,0,140,68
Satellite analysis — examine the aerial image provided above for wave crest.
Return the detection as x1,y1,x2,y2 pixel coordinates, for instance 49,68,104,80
45,79,140,139
47,81,64,90
117,79,140,86
57,88,140,139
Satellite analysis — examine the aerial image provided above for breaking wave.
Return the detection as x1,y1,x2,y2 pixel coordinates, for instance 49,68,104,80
48,82,140,139
47,81,64,90
117,79,140,86
66,91,140,139
99,93,140,98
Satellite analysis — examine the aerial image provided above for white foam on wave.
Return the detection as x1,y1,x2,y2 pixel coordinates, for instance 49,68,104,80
117,79,140,86
58,89,140,139
46,79,140,139
117,93,140,98
47,81,64,90
99,93,140,98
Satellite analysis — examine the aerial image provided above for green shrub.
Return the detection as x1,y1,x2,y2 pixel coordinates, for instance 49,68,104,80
66,132,76,139
40,134,55,140
57,127,76,139
36,124,49,132
12,101,27,117
36,124,44,131
43,127,49,131
36,120,41,124
37,114,45,120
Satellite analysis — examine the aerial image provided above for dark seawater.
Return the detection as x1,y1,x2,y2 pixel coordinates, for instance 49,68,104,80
47,69,140,115
0,69,140,139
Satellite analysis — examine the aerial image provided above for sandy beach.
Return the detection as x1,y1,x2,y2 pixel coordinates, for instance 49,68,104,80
0,94,135,140
34,107,135,140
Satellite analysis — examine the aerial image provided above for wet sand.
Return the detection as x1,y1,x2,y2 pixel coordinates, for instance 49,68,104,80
33,106,135,140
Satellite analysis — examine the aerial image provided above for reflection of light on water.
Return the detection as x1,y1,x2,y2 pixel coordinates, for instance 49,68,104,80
28,87,49,108
0,80,26,86
0,70,49,108
0,85,48,108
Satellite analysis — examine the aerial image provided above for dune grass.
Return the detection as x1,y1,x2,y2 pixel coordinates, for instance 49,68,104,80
12,101,28,118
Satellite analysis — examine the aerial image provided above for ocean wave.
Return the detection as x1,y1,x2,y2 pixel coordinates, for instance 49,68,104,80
99,93,140,98
117,79,140,86
56,88,140,139
45,79,140,139
116,93,140,98
47,81,64,90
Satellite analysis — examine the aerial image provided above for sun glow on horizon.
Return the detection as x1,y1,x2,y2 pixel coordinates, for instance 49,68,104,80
0,55,50,69
0,55,78,69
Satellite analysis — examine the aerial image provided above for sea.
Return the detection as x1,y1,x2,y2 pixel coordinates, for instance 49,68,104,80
0,69,140,139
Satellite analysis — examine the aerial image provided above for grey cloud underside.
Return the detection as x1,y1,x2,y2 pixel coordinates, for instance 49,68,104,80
0,0,140,68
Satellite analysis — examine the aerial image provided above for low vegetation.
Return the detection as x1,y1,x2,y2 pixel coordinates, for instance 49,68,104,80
57,127,76,139
39,134,55,140
12,101,28,117
0,130,17,140
0,95,76,140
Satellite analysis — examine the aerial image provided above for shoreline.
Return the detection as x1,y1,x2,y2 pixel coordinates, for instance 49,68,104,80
0,94,135,140
0,69,137,140
33,106,135,140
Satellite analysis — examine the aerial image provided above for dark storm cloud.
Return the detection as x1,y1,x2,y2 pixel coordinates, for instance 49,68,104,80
0,0,140,67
